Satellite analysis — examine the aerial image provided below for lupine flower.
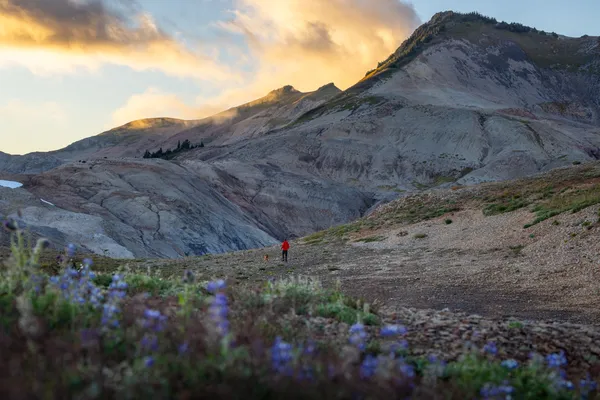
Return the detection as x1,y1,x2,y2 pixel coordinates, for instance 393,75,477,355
48,262,104,308
271,336,294,375
2,218,17,231
546,350,567,368
360,355,378,379
101,274,128,329
580,374,598,399
142,309,167,332
178,342,189,355
328,364,336,379
391,340,409,353
380,324,407,337
206,279,226,293
27,273,44,293
144,356,154,368
500,359,519,370
300,340,316,356
297,365,314,382
66,243,76,257
140,333,159,352
397,360,415,378
182,269,195,283
483,342,498,355
480,382,514,399
209,292,229,337
349,323,367,351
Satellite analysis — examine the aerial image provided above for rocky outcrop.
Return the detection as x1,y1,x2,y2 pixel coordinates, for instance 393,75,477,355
0,157,373,258
0,151,62,174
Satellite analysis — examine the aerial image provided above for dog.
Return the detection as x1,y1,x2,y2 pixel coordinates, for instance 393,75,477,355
263,254,269,262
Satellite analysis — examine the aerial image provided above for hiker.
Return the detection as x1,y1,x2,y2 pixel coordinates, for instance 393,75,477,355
281,239,290,262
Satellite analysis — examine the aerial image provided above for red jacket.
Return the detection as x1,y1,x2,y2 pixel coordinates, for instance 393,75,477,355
281,240,290,251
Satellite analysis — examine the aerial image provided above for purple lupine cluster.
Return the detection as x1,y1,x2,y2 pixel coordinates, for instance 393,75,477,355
544,350,575,391
483,341,498,355
580,374,598,400
349,323,367,351
101,274,128,329
480,381,514,399
500,359,519,370
139,309,167,368
48,258,104,308
2,217,17,232
348,322,417,382
271,336,294,376
206,279,229,337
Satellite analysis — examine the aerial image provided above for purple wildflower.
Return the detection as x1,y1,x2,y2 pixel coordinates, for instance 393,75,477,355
144,356,154,368
397,360,415,378
208,292,229,337
380,324,407,337
2,218,17,231
271,336,294,375
66,243,76,257
178,342,189,355
546,350,567,368
142,309,167,332
360,355,378,379
349,323,367,351
206,279,226,293
500,359,519,370
483,342,498,355
182,269,195,283
480,381,514,399
580,374,598,399
101,274,128,329
140,333,159,352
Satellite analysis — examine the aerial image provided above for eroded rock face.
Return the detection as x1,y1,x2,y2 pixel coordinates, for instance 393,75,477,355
0,158,373,258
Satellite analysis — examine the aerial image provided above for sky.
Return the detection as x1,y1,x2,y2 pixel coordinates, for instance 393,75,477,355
1,0,599,155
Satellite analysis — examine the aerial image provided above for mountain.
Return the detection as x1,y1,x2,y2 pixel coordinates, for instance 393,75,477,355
37,83,342,162
1,11,600,258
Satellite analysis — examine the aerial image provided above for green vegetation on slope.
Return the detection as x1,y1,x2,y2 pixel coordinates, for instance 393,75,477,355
301,163,600,243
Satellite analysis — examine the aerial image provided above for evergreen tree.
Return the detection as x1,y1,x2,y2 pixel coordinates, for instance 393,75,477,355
177,140,181,150
181,139,191,150
200,141,205,148
143,150,151,159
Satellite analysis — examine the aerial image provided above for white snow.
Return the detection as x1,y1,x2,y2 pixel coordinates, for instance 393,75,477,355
0,180,22,188
40,199,55,206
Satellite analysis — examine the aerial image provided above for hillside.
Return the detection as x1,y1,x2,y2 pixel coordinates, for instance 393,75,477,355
117,161,598,325
1,11,600,258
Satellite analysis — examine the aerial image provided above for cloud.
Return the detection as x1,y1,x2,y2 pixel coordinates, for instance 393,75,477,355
218,0,420,89
109,87,200,127
112,0,420,126
110,87,241,127
0,100,69,154
0,0,236,80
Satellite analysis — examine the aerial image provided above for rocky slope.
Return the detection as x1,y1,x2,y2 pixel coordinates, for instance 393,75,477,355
0,157,372,258
2,11,600,258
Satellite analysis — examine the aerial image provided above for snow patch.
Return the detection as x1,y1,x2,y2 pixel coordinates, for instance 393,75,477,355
40,199,55,206
0,180,22,188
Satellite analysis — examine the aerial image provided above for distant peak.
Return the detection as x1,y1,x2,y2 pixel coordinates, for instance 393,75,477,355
316,82,341,92
268,85,301,97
